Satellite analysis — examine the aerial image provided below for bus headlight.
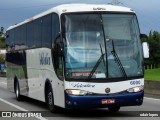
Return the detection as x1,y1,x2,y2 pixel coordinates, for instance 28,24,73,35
66,89,88,96
127,86,144,93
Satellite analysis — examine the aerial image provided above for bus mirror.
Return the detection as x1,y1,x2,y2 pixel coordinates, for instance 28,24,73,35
142,42,149,58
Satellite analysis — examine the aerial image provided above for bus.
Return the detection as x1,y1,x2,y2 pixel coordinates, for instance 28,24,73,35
6,4,149,112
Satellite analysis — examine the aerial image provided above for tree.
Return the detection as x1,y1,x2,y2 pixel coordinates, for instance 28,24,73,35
0,26,6,65
0,36,5,48
0,54,5,64
141,30,160,68
0,26,6,48
0,27,4,35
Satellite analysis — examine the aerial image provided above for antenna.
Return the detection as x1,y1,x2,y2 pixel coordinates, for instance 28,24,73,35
109,0,124,5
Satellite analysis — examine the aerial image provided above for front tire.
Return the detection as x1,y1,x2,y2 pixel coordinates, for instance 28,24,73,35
46,84,58,113
108,106,120,112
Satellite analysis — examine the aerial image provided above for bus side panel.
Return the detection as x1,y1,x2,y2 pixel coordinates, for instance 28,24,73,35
26,49,45,102
26,48,65,108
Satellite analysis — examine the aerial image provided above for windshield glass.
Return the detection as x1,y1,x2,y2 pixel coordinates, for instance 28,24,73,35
62,13,143,80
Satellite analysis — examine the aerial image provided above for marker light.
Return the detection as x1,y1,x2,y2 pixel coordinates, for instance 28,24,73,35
127,86,144,93
93,7,106,10
66,89,88,96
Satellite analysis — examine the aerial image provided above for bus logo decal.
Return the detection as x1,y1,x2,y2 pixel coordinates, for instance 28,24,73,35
71,83,95,88
40,53,50,65
105,88,110,93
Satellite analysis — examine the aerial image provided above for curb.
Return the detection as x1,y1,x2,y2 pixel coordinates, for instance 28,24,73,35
144,80,160,96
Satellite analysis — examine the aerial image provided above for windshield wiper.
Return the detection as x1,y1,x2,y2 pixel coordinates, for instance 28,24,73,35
87,44,106,80
111,40,127,78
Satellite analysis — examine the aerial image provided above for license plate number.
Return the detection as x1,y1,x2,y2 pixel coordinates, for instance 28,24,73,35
101,99,115,104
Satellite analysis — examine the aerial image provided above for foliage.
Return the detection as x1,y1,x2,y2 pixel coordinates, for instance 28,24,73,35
0,26,5,48
0,36,6,48
141,31,160,65
0,54,5,64
0,26,6,64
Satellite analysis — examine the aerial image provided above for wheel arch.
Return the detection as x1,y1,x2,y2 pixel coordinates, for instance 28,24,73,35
44,79,53,103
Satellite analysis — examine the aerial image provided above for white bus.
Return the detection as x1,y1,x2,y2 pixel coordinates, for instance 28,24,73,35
6,4,149,112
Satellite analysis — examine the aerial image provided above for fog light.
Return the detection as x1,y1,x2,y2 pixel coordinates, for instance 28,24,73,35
66,100,72,105
73,101,77,105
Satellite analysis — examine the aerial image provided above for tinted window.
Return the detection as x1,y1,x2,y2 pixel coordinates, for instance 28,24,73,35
52,14,60,44
27,22,34,48
14,28,20,47
52,14,63,79
34,19,42,47
15,25,26,50
6,30,14,51
21,25,27,47
42,15,52,48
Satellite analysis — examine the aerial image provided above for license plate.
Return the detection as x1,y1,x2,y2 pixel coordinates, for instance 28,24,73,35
101,99,115,104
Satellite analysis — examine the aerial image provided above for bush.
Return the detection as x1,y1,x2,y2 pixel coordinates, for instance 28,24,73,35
0,37,5,48
0,54,5,64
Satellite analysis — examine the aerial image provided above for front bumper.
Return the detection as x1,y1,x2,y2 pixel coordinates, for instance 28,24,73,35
65,91,144,108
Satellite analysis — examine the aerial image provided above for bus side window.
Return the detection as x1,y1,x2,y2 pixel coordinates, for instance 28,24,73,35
6,30,15,51
27,22,34,48
42,15,52,48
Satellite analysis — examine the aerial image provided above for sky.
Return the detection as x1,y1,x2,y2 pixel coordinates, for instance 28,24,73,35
0,0,160,34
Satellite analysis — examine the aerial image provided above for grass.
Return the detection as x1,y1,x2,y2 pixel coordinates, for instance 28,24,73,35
145,68,160,81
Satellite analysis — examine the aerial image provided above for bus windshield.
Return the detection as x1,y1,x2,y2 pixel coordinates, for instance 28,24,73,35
63,13,143,80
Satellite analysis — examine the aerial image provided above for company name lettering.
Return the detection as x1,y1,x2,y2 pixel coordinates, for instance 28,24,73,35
130,80,141,85
40,53,50,65
71,83,95,88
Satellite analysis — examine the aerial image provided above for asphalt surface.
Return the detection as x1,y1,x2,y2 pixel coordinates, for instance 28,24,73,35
0,77,159,120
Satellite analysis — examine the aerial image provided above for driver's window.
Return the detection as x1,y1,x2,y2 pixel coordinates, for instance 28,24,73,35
52,13,63,80
54,40,63,79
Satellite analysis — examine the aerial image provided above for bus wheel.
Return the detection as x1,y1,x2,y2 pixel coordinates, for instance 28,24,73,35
47,85,58,113
15,81,23,101
108,106,120,112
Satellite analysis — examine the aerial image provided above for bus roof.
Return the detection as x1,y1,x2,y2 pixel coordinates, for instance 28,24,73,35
7,4,135,31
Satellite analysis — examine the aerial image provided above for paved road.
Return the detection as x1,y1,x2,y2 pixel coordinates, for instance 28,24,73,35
0,77,159,120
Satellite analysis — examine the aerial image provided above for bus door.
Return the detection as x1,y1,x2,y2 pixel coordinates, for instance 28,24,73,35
53,38,65,108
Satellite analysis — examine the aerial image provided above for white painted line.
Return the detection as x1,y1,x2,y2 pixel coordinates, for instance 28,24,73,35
144,97,160,101
0,98,48,120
